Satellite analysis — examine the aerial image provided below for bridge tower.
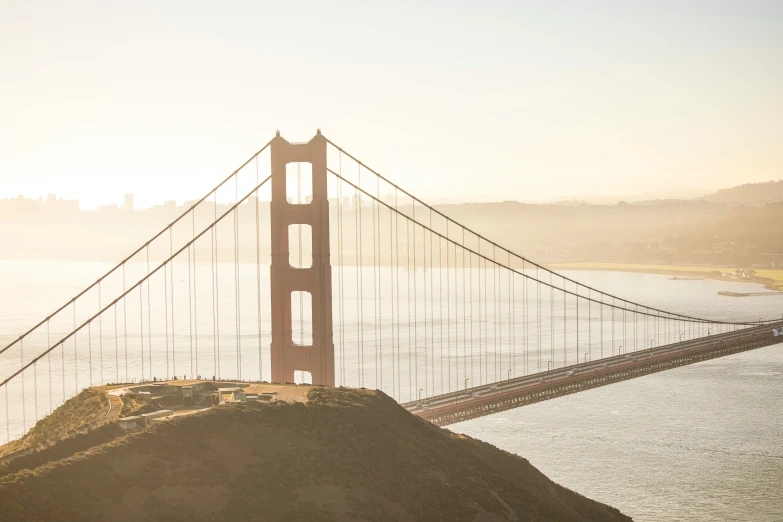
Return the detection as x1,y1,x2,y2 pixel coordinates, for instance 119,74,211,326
269,131,335,386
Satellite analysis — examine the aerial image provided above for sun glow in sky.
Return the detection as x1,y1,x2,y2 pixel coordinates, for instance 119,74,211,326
1,0,782,209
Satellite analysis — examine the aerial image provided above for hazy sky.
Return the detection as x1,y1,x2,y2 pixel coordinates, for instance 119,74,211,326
1,0,782,209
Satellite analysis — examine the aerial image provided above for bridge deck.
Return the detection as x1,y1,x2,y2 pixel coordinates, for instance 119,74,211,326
404,323,783,426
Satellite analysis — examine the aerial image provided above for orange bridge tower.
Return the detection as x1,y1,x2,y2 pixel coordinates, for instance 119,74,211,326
269,131,335,386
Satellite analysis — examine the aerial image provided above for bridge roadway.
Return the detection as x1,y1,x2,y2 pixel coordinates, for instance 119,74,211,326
403,322,783,426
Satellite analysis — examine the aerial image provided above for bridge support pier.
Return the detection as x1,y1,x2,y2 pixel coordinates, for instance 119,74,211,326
269,131,335,386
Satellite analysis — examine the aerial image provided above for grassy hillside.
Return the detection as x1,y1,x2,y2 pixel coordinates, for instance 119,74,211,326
0,387,630,521
0,389,108,459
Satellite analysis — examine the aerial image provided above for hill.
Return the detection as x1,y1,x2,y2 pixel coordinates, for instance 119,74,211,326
701,180,783,205
0,389,109,459
0,387,631,521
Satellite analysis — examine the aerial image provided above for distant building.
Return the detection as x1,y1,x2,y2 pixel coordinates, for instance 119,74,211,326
122,193,134,212
97,204,119,213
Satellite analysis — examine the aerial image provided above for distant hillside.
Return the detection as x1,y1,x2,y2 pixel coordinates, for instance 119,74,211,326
701,181,783,205
0,388,630,521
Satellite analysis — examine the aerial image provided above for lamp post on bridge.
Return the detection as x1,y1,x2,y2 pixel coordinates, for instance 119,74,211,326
619,345,623,355
680,332,684,342
502,369,513,392
584,353,588,364
650,339,654,349
418,388,423,401
547,361,551,371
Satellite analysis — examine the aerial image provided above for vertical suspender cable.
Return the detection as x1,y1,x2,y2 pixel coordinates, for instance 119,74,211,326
4,386,9,443
612,298,616,356
446,221,451,392
73,304,78,393
438,214,443,394
114,302,119,382
550,271,554,368
389,187,396,398
20,340,26,432
211,195,217,378
600,293,604,359
429,212,434,394
357,168,364,387
483,244,488,383
422,211,428,396
478,241,483,383
146,246,152,377
465,230,470,386
140,280,144,381
454,241,459,390
170,229,175,378
562,275,566,367
623,302,626,355
236,172,242,381
98,282,103,385
412,198,417,395
339,175,346,385
634,304,638,352
416,211,432,397
430,217,434,394
513,255,517,375
394,189,401,397
336,168,343,384
188,244,194,379
109,288,117,384
61,326,66,403
537,266,541,372
194,210,199,379
407,216,412,400
523,259,528,374
493,245,498,381
123,266,128,380
33,353,38,424
588,289,592,361
507,257,511,379
374,176,380,389
88,321,93,386
255,158,261,382
164,263,170,379
215,193,221,379
575,283,579,367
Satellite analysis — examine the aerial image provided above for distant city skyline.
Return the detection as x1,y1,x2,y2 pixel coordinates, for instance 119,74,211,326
2,176,780,212
0,190,399,212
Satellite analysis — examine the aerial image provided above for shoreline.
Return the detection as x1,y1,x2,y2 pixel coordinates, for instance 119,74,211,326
549,263,783,292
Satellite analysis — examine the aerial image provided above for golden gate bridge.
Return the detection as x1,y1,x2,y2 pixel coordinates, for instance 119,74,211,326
1,131,781,442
